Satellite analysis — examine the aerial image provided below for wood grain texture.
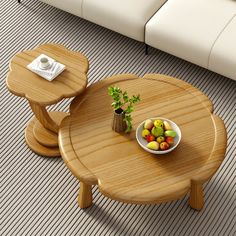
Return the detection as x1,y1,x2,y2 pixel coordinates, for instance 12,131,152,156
78,182,93,209
25,117,61,157
6,43,89,157
143,74,214,112
59,74,227,207
33,112,68,147
6,43,88,105
33,123,58,147
189,180,204,210
29,102,60,133
70,74,139,114
59,116,98,185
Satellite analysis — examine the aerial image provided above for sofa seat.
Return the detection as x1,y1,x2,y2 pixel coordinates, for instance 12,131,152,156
40,0,83,17
82,0,167,42
39,0,236,81
145,0,236,77
209,15,236,80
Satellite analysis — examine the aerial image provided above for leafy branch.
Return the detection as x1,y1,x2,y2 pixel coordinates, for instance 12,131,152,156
108,86,141,133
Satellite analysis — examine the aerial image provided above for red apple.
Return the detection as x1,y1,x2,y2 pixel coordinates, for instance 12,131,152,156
165,136,174,145
144,119,154,130
160,142,170,150
146,134,155,143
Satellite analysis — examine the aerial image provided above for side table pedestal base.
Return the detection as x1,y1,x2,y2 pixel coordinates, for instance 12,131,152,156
25,112,68,157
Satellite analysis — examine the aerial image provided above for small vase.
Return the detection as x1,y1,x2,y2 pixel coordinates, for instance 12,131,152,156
112,108,127,133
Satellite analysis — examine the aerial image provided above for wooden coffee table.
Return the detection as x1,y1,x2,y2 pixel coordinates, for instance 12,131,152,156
59,74,227,210
6,44,89,157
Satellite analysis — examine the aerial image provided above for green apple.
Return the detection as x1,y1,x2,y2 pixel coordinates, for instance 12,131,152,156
151,126,164,137
165,130,177,137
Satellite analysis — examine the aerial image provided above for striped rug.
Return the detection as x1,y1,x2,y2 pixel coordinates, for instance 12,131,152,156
1,1,235,235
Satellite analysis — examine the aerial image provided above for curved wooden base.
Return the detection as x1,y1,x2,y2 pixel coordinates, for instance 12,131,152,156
33,122,58,147
25,112,68,157
33,112,67,147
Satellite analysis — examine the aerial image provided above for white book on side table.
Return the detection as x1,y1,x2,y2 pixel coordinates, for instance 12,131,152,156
27,54,66,81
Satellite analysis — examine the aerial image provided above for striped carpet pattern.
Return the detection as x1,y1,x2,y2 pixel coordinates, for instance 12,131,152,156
1,1,235,235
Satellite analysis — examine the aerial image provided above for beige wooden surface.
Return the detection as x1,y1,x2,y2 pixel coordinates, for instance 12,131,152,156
6,44,89,157
6,43,89,105
25,115,61,157
33,121,58,147
32,111,67,147
59,74,227,209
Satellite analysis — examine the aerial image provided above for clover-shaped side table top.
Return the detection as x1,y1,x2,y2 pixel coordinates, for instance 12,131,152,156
59,74,227,210
6,44,89,157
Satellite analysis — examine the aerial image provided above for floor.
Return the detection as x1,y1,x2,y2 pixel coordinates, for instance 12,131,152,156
1,1,235,235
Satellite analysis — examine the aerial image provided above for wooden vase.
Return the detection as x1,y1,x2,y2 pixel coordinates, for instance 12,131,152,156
112,108,127,133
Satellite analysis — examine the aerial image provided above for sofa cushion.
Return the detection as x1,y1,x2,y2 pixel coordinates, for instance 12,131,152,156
145,0,236,68
209,15,236,81
82,0,167,42
40,0,83,17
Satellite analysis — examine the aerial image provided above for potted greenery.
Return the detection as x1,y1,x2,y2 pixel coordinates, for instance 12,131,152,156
108,86,140,133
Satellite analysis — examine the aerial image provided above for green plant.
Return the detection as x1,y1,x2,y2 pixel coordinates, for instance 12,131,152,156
108,86,141,133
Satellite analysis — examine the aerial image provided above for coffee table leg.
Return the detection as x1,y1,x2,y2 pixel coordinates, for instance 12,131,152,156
189,180,204,210
78,182,93,208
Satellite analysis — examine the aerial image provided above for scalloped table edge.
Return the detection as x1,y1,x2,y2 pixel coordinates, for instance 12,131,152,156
59,73,227,210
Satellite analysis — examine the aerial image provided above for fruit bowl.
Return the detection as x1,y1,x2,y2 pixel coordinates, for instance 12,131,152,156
136,117,181,154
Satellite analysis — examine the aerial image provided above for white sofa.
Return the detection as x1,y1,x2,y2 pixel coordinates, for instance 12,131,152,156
146,0,236,81
38,0,236,81
40,0,167,42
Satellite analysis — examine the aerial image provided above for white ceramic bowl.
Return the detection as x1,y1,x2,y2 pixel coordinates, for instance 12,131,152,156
136,117,181,154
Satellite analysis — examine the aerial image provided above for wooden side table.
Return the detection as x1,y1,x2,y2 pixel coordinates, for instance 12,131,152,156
6,44,89,157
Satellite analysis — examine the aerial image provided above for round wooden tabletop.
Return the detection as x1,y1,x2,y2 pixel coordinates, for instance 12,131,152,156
6,43,89,105
59,74,227,207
